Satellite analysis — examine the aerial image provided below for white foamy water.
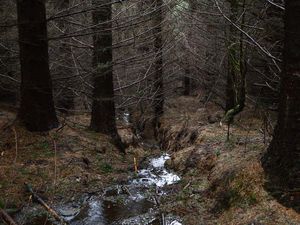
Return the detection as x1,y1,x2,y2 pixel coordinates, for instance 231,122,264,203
150,154,171,168
132,154,180,187
57,154,182,225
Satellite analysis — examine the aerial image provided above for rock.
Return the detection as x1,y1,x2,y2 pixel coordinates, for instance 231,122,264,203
118,127,135,145
59,207,80,218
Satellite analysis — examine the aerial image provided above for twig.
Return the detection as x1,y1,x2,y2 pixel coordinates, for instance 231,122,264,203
134,157,138,173
161,213,166,225
183,182,191,190
0,208,18,225
214,0,281,62
121,185,133,197
25,183,68,225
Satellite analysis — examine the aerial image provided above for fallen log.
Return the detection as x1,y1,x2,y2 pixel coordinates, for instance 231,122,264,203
0,208,18,225
25,183,68,225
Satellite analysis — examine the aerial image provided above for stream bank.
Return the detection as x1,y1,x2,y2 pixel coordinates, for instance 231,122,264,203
155,96,300,225
17,153,182,225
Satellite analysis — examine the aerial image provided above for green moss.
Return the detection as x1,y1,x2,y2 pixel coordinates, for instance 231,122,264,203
100,163,113,173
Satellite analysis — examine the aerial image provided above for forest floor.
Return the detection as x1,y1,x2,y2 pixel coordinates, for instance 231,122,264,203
0,105,154,216
159,96,300,225
0,96,300,224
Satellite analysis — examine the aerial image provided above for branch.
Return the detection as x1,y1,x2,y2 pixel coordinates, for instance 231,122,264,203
214,0,282,62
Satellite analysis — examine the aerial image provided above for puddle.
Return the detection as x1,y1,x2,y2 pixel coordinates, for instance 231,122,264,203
19,154,182,225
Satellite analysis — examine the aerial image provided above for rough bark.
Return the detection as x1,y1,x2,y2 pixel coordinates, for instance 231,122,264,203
225,0,246,121
17,0,59,131
90,0,125,152
263,0,300,191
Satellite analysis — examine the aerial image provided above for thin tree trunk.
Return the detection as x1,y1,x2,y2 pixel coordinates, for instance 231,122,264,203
90,0,125,152
225,0,246,121
152,0,164,135
226,0,238,112
17,0,59,131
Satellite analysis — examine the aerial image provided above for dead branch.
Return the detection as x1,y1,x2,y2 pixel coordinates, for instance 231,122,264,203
0,208,18,225
25,183,68,225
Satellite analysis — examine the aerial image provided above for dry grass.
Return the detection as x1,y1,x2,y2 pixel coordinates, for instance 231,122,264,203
0,110,147,210
160,96,300,225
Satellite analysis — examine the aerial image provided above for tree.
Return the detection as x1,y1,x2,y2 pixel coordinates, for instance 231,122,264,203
17,0,59,131
263,0,300,195
152,0,164,136
90,0,125,152
223,0,247,139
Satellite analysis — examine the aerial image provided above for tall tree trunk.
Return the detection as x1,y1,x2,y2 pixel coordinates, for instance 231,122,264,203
90,0,125,152
55,0,75,113
225,0,246,122
152,0,164,134
17,0,59,132
263,0,300,192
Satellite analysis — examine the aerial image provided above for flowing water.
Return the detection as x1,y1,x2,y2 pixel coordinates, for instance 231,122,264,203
21,154,182,225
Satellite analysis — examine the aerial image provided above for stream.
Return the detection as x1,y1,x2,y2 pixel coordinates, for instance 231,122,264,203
21,154,182,225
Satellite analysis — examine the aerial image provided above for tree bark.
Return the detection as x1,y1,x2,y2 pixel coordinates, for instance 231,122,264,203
17,0,59,131
225,0,246,121
263,0,300,190
90,0,125,152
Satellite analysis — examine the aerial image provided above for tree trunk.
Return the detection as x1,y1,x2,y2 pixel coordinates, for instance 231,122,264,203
152,0,164,134
90,0,125,152
225,0,246,122
263,0,300,191
55,0,75,113
17,0,59,131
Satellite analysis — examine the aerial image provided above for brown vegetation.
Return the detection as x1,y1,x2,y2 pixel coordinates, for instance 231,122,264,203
159,96,300,225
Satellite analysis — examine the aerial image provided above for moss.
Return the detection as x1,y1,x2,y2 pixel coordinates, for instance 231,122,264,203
100,163,113,173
